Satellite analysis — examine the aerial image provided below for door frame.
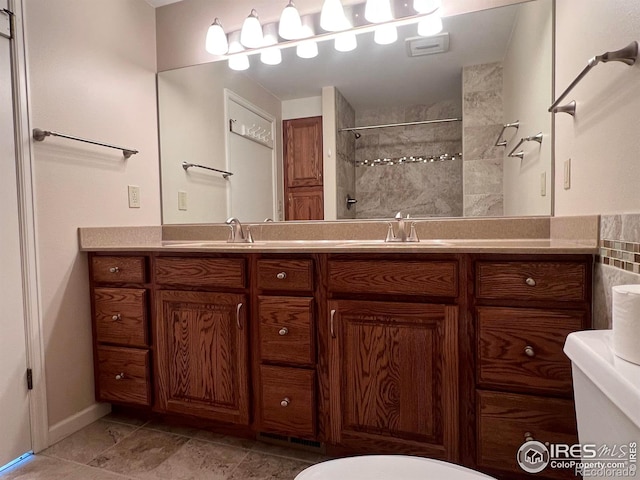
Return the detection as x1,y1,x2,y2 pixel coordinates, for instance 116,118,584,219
7,0,49,453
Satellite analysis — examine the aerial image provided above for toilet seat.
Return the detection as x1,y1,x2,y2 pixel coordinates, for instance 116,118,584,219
295,455,496,480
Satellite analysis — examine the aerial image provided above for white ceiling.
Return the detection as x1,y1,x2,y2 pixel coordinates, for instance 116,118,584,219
145,0,183,7
241,5,519,109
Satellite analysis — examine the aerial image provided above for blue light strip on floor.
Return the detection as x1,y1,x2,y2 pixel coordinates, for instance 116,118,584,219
0,452,33,473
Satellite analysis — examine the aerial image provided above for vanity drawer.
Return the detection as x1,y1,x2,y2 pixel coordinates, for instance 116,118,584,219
476,261,587,302
155,257,246,289
92,256,146,284
260,365,316,438
256,259,313,292
329,260,458,297
259,296,314,365
477,390,577,478
477,307,583,395
94,288,148,347
96,345,151,406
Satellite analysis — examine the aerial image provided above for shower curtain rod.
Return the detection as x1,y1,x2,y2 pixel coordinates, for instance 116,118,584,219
339,117,462,133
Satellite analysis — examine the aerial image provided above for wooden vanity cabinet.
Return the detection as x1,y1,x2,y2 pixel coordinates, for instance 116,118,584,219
89,253,152,406
473,255,592,479
325,256,461,461
153,255,250,425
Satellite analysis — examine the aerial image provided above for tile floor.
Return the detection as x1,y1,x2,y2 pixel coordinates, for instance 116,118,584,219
0,413,327,480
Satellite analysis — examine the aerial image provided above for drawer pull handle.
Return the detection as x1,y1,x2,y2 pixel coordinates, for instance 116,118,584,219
276,272,287,280
236,303,243,330
109,267,120,273
111,314,122,321
278,327,289,336
280,397,290,407
330,309,336,338
525,277,536,287
115,372,125,381
524,431,534,442
524,345,536,357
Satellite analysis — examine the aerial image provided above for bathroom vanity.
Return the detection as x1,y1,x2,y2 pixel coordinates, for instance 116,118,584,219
82,225,594,480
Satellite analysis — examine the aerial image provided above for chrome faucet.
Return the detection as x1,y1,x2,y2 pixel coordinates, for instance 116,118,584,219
225,217,253,243
385,211,419,243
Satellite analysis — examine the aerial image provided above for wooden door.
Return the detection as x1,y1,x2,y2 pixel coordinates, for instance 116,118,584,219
283,116,323,188
328,300,459,460
155,290,250,425
287,187,324,221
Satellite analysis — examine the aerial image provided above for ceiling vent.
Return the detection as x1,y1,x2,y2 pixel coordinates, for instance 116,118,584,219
406,33,450,57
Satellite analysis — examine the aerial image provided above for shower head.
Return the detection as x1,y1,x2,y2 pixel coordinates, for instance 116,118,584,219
354,132,361,139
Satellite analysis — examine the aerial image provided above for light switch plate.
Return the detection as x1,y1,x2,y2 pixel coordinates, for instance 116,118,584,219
564,159,571,190
178,191,187,211
128,185,140,208
540,172,546,196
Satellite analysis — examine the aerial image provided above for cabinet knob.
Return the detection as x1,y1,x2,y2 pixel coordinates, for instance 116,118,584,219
280,397,290,407
525,277,536,287
111,314,122,321
524,431,534,442
109,266,120,273
276,272,287,280
115,372,125,381
524,345,536,357
278,327,289,336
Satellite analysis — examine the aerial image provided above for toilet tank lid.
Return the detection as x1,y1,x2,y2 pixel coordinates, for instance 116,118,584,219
564,330,640,429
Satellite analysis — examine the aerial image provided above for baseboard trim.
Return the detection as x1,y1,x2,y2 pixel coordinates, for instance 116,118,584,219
47,403,111,446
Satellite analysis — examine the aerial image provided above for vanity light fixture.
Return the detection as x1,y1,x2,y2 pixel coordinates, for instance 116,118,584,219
296,16,319,59
418,12,443,36
227,32,250,71
279,0,303,40
374,24,398,44
413,0,441,14
205,18,228,55
364,0,394,23
240,9,264,49
335,31,357,52
320,0,350,32
261,23,282,65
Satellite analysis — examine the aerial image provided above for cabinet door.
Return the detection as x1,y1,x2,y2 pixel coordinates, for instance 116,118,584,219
283,116,323,188
155,290,249,424
328,300,459,460
287,187,324,221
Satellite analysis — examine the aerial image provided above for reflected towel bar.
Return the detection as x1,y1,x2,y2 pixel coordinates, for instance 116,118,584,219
549,41,638,113
508,132,543,158
182,161,233,179
32,128,138,158
495,121,520,147
339,117,462,133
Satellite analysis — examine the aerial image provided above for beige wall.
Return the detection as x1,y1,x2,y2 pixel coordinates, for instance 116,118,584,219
554,0,640,215
502,0,552,216
24,0,160,432
282,96,323,120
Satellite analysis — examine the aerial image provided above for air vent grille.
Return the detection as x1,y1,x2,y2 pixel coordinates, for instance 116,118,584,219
406,32,450,57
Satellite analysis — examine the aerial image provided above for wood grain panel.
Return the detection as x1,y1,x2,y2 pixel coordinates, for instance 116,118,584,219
96,346,150,406
155,290,249,424
92,256,146,283
94,288,148,346
286,187,324,221
257,259,313,292
260,365,316,438
328,260,458,297
258,296,314,365
328,300,458,460
476,261,587,302
155,257,246,289
477,390,578,479
283,116,323,188
477,307,584,395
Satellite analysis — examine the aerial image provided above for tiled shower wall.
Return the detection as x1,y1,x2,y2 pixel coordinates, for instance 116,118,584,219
462,62,504,217
594,214,640,329
354,101,463,219
335,88,356,220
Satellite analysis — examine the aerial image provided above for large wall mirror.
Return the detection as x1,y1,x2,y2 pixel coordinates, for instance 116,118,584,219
158,0,552,224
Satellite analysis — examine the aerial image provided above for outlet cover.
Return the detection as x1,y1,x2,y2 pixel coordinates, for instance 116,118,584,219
178,191,187,211
564,159,571,190
128,185,141,208
540,172,546,196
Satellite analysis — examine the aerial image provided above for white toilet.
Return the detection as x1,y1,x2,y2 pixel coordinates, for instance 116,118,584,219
564,330,640,478
294,455,495,480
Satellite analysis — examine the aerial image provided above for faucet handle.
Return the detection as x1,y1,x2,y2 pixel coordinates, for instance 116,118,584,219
394,211,403,220
408,222,420,242
246,225,254,243
385,222,396,242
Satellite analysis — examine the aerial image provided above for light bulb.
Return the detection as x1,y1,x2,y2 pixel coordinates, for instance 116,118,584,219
279,1,303,40
296,17,318,58
418,13,443,36
240,9,264,48
335,31,357,52
364,0,393,23
205,18,228,55
320,0,349,32
228,32,249,71
261,23,282,65
413,0,441,14
374,24,397,44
